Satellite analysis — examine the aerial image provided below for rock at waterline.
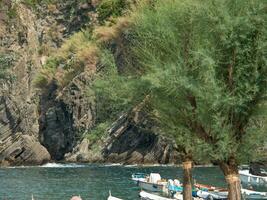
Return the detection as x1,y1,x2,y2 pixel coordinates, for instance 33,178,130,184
0,133,51,166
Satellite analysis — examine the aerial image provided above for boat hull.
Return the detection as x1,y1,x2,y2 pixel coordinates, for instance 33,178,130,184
107,196,123,200
239,170,267,185
242,189,267,200
132,173,148,184
138,181,165,192
139,191,181,200
196,190,228,200
132,178,146,185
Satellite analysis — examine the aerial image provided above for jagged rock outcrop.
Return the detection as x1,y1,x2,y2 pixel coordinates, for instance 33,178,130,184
0,133,50,166
39,72,95,160
0,1,50,165
0,0,198,166
65,111,181,164
65,137,103,163
102,113,180,164
0,0,97,165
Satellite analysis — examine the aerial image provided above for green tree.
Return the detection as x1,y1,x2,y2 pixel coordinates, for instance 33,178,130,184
94,50,208,200
122,0,267,199
94,0,266,199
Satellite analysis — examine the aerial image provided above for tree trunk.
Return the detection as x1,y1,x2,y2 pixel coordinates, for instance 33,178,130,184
182,160,193,200
219,158,242,200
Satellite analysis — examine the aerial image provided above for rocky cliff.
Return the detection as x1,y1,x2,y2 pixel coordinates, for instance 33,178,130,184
0,0,180,166
0,0,50,165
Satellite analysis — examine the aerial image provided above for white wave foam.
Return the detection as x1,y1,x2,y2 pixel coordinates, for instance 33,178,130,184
40,163,86,168
124,164,138,168
4,165,30,169
104,163,122,167
2,163,88,169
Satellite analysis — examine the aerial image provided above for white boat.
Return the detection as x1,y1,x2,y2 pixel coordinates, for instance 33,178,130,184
242,188,267,199
132,173,148,184
107,196,123,200
196,187,267,200
139,181,167,192
239,169,267,185
107,191,123,200
139,191,182,200
196,190,228,199
139,191,203,200
137,173,167,192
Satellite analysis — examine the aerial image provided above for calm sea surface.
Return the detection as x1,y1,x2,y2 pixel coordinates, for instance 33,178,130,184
0,163,266,200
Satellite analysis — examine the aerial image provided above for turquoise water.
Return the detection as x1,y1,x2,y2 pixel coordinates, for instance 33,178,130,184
0,164,265,200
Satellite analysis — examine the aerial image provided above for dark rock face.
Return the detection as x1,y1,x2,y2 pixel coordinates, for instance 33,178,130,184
39,101,75,160
37,81,74,160
65,112,180,165
39,74,95,160
102,114,180,164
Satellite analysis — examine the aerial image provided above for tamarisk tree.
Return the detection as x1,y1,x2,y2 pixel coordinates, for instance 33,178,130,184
94,0,266,199
124,0,267,199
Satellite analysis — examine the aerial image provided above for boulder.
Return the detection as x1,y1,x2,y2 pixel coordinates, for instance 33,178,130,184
0,133,51,165
64,138,104,163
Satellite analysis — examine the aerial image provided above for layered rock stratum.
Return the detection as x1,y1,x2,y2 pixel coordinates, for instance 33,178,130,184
0,0,180,166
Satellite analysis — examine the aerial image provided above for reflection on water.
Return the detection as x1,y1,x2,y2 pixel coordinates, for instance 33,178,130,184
0,164,265,200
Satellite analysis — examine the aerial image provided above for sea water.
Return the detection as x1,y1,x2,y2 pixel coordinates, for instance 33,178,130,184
0,164,265,200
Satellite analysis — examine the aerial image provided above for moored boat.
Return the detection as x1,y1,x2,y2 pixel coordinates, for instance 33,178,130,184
132,173,148,184
239,169,267,185
241,188,267,200
140,191,204,200
196,190,228,200
137,173,168,193
107,191,123,200
139,180,167,193
195,182,267,200
107,196,123,200
139,190,182,200
194,183,227,192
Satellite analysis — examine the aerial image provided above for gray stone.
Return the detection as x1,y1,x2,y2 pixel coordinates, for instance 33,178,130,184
1,133,50,165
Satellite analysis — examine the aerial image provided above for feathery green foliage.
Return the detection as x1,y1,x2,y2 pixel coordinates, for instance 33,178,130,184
97,0,130,23
127,0,267,163
93,50,150,122
95,0,267,164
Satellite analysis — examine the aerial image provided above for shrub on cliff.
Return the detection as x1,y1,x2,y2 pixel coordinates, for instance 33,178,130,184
0,53,17,81
97,0,130,23
22,0,56,8
84,122,110,143
34,30,100,89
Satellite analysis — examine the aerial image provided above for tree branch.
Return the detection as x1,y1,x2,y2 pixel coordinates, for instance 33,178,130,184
187,94,217,144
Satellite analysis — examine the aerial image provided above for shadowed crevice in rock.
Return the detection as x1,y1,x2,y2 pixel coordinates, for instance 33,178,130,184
102,114,180,165
39,102,75,160
39,81,75,160
38,74,95,161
